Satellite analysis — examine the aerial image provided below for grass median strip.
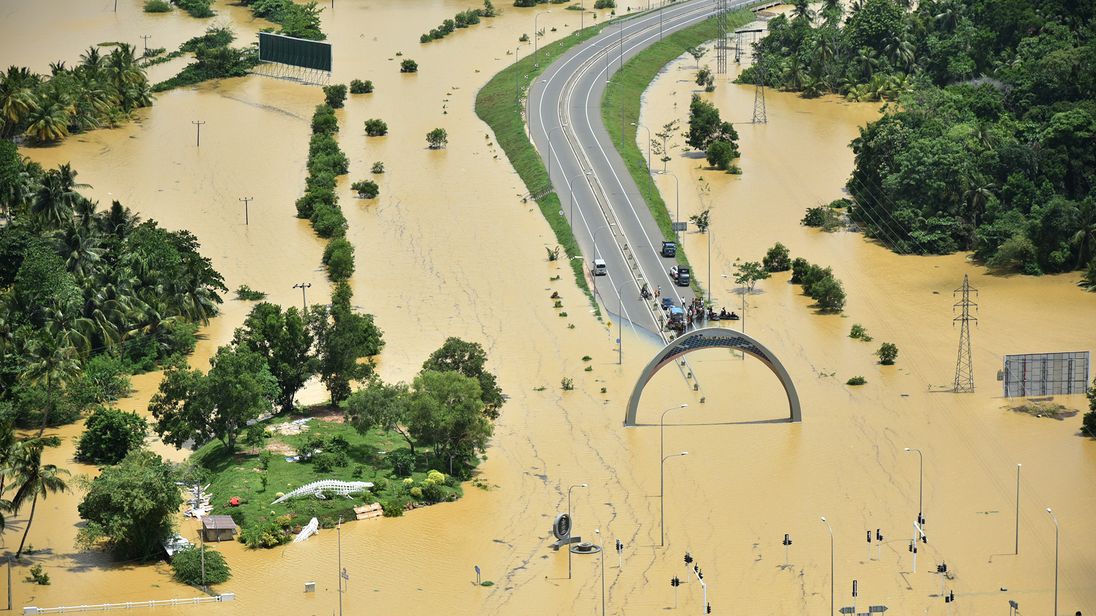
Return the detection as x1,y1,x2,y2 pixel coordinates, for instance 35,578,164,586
476,25,607,315
601,8,755,297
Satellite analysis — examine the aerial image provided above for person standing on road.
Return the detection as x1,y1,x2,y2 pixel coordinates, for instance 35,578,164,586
656,285,662,298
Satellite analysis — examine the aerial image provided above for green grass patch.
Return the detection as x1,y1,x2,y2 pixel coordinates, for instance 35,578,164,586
191,408,463,532
601,8,755,297
476,25,611,316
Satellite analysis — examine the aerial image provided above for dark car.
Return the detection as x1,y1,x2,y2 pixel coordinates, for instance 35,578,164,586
671,265,690,287
661,241,676,257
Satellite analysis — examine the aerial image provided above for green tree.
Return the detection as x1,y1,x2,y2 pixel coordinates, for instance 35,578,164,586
686,45,708,69
763,242,791,272
426,128,448,149
1083,377,1096,437
6,439,69,557
75,407,148,465
322,84,347,108
809,275,846,312
705,140,737,171
686,94,722,150
171,546,230,585
150,346,277,450
364,118,388,136
421,337,505,420
733,260,770,294
876,342,899,364
232,303,316,413
77,449,183,560
400,59,419,73
843,0,904,54
346,379,415,454
310,285,384,404
406,370,492,474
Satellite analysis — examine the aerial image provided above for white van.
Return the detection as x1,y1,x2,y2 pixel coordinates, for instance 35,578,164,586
592,258,607,276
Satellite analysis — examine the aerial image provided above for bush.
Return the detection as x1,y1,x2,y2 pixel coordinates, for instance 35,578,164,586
381,497,407,517
76,407,148,465
846,376,867,386
351,180,379,199
171,547,230,585
235,285,267,300
762,242,791,272
706,140,738,171
371,161,385,174
426,128,448,149
789,257,810,283
561,377,574,391
801,206,842,230
809,276,846,312
849,324,872,341
311,105,338,134
349,79,374,94
310,204,347,238
876,342,899,365
989,234,1041,275
312,452,342,473
323,239,355,281
144,0,172,12
176,0,214,18
239,521,290,549
593,0,615,7
364,119,388,136
388,449,416,477
323,84,347,108
400,59,419,73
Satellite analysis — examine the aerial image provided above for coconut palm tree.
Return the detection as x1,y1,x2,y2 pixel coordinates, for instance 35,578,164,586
60,222,104,278
1071,201,1096,269
21,333,81,436
79,47,105,76
0,66,40,138
884,36,916,70
23,94,72,143
853,48,881,81
5,439,69,558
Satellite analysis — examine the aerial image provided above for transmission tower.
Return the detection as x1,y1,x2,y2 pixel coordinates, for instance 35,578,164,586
715,0,729,74
751,39,767,124
952,274,978,393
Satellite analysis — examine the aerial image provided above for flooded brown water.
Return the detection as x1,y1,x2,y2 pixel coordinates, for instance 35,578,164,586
5,2,1096,614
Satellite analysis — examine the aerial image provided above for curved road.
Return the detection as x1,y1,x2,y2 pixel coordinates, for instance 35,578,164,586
529,0,755,341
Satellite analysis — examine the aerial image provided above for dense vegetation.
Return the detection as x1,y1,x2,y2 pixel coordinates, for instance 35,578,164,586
421,1,498,43
0,147,225,429
687,94,741,173
0,45,151,144
296,103,354,282
153,27,260,92
790,257,847,312
239,0,326,40
738,0,1096,278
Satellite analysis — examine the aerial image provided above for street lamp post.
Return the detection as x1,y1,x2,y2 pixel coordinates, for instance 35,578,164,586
904,448,924,527
566,483,588,579
1014,463,1021,555
534,11,551,67
631,122,652,172
1046,508,1059,616
568,171,592,233
595,528,606,616
660,451,688,547
659,404,688,496
821,517,834,616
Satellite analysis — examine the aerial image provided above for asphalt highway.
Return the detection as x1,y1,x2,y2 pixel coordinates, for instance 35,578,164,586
529,0,754,340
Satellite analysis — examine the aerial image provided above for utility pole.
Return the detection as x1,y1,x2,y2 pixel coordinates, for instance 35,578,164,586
196,482,206,589
293,282,312,310
715,0,728,74
192,120,206,147
952,273,977,392
140,34,151,55
239,196,254,225
1014,463,1021,555
337,517,348,616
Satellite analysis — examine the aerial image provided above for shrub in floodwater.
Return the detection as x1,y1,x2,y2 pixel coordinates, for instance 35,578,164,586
849,324,872,341
846,376,867,386
25,564,49,585
323,238,355,281
176,0,214,18
172,547,230,584
763,242,791,272
323,84,347,108
876,342,899,365
561,377,574,391
371,161,385,174
594,0,615,7
426,127,448,149
235,285,267,301
364,119,388,136
310,204,347,238
144,0,172,12
350,79,374,94
351,180,379,199
400,59,419,73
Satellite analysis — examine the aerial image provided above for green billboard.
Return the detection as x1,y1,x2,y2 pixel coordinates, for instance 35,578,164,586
258,32,332,72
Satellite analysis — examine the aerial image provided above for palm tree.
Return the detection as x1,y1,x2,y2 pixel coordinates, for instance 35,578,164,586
79,47,104,75
791,0,814,22
5,440,69,558
853,48,880,81
22,333,81,437
884,36,916,70
0,67,39,139
23,94,72,143
1071,201,1096,269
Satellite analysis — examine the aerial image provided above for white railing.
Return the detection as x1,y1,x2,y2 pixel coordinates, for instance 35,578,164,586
24,594,235,614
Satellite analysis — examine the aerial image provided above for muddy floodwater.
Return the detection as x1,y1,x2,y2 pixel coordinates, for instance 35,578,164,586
5,1,1096,614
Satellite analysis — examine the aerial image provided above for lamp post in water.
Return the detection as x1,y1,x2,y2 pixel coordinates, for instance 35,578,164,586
904,447,924,527
566,483,587,579
660,451,688,547
1046,508,1059,616
820,516,834,616
594,528,606,616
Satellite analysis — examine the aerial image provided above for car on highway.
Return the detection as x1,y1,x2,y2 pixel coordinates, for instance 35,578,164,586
591,258,607,276
661,241,676,257
669,265,690,286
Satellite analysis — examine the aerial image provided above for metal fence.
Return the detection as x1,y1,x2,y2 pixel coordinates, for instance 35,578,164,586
1002,351,1090,397
24,594,235,614
258,32,331,72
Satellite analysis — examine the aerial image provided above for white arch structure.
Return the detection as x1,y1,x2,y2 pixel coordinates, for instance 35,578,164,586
624,327,802,426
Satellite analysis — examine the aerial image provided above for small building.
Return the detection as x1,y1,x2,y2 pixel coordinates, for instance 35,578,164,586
200,515,238,543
